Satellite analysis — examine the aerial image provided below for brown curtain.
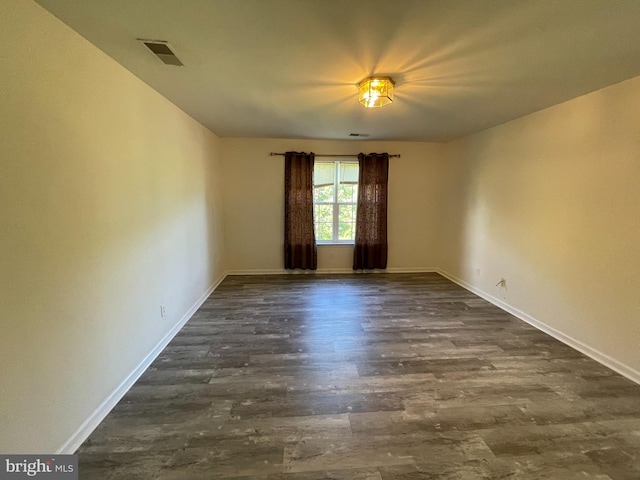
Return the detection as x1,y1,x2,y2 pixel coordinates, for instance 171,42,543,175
353,152,389,270
284,151,317,270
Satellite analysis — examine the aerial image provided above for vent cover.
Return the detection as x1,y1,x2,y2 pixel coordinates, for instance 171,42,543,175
138,39,183,66
349,133,370,137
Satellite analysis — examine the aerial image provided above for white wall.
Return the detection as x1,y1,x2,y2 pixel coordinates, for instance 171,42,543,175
441,75,640,379
220,138,447,273
0,0,226,453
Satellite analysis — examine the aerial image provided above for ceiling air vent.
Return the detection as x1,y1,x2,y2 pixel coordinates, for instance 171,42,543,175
138,39,183,66
349,133,370,137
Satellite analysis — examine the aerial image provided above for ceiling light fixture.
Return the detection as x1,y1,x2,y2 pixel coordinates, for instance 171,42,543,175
358,77,395,108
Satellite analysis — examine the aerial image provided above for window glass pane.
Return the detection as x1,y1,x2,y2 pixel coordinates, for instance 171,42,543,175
338,204,356,240
337,183,357,203
314,163,334,187
314,185,334,203
317,223,333,241
340,163,359,183
314,204,333,241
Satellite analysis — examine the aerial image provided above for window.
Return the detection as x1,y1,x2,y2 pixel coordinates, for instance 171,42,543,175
313,160,359,243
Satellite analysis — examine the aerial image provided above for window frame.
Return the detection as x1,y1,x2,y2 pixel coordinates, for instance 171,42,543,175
313,159,359,245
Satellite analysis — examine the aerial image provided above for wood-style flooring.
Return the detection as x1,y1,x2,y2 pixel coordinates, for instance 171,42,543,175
78,273,640,479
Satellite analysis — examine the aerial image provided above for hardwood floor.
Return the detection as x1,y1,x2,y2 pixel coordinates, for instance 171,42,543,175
78,273,640,479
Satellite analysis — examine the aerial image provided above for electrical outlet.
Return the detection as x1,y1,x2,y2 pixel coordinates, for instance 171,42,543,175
160,305,166,318
475,268,481,277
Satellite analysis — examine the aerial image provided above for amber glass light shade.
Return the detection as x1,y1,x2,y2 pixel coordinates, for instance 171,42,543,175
358,77,394,108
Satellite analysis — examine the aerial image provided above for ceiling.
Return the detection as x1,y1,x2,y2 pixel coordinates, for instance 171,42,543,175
35,0,640,142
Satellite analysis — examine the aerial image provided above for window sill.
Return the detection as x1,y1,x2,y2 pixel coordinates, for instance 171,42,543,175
317,242,354,246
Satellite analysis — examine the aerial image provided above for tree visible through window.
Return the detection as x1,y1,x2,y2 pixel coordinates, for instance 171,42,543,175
313,160,359,243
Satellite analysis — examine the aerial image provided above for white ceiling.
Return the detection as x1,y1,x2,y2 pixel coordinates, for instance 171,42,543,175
35,0,640,142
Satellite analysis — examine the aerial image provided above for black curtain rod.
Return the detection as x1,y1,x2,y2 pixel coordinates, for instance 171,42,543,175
269,152,401,158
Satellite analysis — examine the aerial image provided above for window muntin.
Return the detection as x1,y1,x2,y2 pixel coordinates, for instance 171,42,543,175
313,160,358,243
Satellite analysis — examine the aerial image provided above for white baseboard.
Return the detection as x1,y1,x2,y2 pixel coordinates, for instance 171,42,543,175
226,268,356,275
437,269,640,386
227,269,289,275
56,272,228,454
386,267,438,274
226,267,439,275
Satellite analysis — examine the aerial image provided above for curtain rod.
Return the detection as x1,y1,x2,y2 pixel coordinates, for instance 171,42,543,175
269,152,401,158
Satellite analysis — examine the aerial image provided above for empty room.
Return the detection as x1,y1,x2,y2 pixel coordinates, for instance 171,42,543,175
1,0,640,478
